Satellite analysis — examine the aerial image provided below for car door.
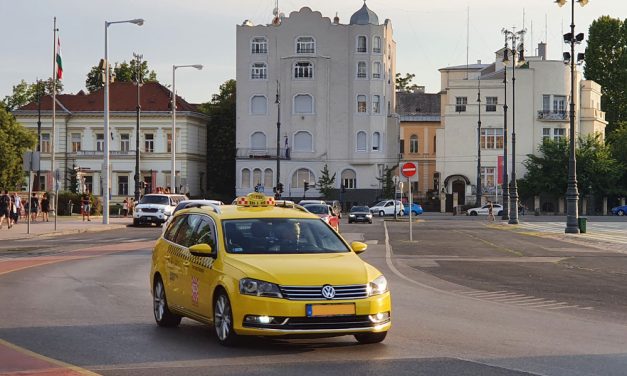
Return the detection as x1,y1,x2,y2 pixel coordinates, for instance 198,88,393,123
186,215,219,318
170,214,204,310
161,215,188,307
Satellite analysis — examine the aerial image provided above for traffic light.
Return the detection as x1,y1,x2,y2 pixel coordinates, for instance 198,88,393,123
277,182,284,194
304,181,309,192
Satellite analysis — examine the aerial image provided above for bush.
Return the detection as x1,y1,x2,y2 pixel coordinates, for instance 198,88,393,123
56,191,101,216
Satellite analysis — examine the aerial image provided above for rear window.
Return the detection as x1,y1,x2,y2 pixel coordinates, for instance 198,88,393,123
140,195,170,205
351,206,369,212
303,204,329,215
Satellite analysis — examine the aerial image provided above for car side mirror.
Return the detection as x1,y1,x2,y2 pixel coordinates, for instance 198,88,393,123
189,243,215,258
350,241,368,254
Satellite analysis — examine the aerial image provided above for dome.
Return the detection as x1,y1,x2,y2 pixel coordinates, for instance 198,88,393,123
349,3,379,25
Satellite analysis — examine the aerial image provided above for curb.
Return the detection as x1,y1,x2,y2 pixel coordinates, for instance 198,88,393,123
2,224,129,241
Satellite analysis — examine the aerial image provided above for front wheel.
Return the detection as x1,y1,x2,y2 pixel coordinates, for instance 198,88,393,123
354,331,387,344
153,277,182,327
214,291,238,346
618,210,625,216
470,211,478,216
379,210,385,217
497,210,503,216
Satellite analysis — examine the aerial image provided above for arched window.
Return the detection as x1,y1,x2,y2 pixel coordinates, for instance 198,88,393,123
253,168,262,186
250,95,267,114
251,37,267,54
241,169,251,188
357,95,367,113
372,62,381,79
264,168,273,188
372,132,381,151
251,63,267,79
372,95,381,114
251,131,266,151
357,131,367,151
296,36,315,54
294,131,313,151
410,134,419,153
294,61,313,78
357,62,367,78
357,35,367,52
291,168,315,188
294,94,314,114
373,36,382,53
341,169,356,189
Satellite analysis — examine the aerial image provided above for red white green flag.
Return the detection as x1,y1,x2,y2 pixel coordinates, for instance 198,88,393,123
56,37,63,80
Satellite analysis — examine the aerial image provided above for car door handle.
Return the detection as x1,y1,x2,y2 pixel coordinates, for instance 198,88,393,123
183,261,190,266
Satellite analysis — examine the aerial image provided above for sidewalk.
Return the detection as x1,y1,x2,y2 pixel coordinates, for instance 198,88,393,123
0,215,131,240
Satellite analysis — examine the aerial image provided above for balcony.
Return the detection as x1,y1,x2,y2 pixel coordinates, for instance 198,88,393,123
75,150,134,156
236,148,290,160
537,110,569,121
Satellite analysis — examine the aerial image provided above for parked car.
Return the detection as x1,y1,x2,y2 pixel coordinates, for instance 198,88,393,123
326,200,342,218
402,202,424,216
370,200,404,217
298,199,326,206
302,203,340,232
466,203,503,216
172,199,223,216
133,193,187,226
611,205,627,216
348,206,373,224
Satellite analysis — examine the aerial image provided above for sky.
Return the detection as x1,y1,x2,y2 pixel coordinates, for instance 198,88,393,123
1,0,624,105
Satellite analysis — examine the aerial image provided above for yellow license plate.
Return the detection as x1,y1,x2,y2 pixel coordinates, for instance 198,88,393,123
306,303,356,317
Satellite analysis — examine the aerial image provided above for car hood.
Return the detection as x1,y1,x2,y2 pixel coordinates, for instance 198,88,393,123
225,252,376,285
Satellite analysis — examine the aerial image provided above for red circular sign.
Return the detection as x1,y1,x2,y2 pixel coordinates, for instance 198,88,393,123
401,162,416,177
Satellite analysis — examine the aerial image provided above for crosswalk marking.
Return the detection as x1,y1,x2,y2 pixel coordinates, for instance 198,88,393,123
454,289,593,311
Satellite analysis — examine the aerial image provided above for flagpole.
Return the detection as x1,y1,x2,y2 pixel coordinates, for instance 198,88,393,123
52,17,57,231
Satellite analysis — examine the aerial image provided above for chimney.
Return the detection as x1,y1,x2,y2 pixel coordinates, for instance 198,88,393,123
333,12,339,24
538,42,547,60
477,60,482,65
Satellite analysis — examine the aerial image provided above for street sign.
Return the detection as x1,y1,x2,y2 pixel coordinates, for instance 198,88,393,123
401,162,417,178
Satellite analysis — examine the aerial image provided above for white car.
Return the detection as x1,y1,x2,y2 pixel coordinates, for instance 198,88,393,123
133,194,187,226
370,200,404,217
466,204,504,216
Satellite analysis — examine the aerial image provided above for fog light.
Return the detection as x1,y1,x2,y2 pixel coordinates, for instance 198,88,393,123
368,312,390,323
244,315,275,324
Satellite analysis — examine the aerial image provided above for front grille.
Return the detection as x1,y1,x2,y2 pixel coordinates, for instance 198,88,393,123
280,284,368,301
244,315,380,330
142,208,159,213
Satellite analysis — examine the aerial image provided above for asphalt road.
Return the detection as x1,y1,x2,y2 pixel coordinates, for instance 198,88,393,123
1,219,627,375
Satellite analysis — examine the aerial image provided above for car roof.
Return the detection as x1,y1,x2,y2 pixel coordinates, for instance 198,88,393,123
181,203,320,221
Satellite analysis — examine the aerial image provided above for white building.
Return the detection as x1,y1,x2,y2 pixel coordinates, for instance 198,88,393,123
235,4,399,204
13,82,209,200
436,43,607,209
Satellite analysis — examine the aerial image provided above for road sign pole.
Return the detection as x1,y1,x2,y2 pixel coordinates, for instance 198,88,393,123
409,176,413,242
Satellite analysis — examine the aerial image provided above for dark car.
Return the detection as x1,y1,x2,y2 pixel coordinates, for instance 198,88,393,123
348,206,373,224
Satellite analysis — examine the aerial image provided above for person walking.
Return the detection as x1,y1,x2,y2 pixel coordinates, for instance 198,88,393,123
122,198,129,217
13,192,21,224
487,200,495,222
0,190,12,229
41,193,50,222
30,192,39,222
81,189,91,221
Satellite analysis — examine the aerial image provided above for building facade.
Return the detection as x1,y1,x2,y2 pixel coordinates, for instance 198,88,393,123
13,82,209,200
235,4,399,205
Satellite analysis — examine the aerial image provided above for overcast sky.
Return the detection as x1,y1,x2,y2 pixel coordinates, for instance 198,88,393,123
1,0,623,104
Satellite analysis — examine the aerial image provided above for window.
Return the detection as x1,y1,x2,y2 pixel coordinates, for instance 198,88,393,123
120,133,130,152
481,128,504,149
356,131,367,151
173,214,204,248
372,132,381,151
373,36,381,53
433,135,436,153
96,133,104,152
399,139,405,153
543,95,551,111
372,62,381,79
241,169,251,188
118,175,129,195
486,97,498,112
455,97,467,112
251,37,267,54
357,36,367,52
357,95,367,113
291,168,315,188
410,135,418,153
357,62,367,78
264,169,273,189
167,133,172,153
253,168,262,186
481,167,497,191
145,133,154,152
40,133,51,153
294,131,313,151
542,128,551,141
554,128,566,140
251,131,266,151
553,95,566,113
71,133,81,152
84,176,93,193
372,95,381,114
192,217,217,249
251,95,267,114
294,61,313,78
296,36,315,54
294,94,314,114
341,169,356,189
251,63,267,79
38,175,46,191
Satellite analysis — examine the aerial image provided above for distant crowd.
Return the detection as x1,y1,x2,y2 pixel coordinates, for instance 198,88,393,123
0,190,51,229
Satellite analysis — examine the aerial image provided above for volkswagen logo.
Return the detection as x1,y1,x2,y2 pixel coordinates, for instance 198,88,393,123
321,285,336,299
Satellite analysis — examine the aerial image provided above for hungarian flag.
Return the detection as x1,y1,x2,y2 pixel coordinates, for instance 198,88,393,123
56,37,63,80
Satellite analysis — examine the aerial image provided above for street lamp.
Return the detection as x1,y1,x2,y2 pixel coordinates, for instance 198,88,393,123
501,34,510,220
476,79,482,206
502,27,526,225
104,18,144,225
556,0,588,233
171,64,203,194
133,52,143,202
275,81,281,196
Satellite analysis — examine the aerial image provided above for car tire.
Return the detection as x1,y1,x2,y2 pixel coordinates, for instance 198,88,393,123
153,276,182,328
618,210,625,216
133,219,139,226
354,331,387,344
379,210,385,217
470,211,478,216
214,290,238,346
498,210,503,216
348,220,353,224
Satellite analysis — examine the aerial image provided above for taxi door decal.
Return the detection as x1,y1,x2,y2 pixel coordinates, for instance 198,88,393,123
191,276,199,306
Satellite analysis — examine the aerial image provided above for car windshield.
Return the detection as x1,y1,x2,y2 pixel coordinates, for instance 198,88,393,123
139,196,170,205
373,201,386,207
303,204,329,215
351,206,369,212
223,218,350,254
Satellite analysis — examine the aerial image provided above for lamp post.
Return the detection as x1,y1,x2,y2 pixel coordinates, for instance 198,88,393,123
502,27,526,225
501,35,510,220
275,81,281,195
556,0,587,233
104,18,144,225
476,79,482,206
133,53,143,202
36,79,43,192
171,64,203,194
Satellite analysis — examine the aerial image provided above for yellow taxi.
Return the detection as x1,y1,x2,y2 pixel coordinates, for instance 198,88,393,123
150,193,391,345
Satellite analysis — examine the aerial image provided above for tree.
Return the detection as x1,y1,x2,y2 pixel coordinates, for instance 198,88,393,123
2,78,63,111
317,164,336,199
376,166,396,199
395,73,421,92
584,16,627,135
0,103,38,189
198,79,236,201
606,121,627,194
85,58,158,93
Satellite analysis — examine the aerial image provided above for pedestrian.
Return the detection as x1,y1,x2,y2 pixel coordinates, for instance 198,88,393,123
41,193,50,222
9,192,18,226
122,198,129,217
487,200,495,222
0,190,12,229
30,192,39,222
128,198,134,216
81,189,91,222
13,192,21,224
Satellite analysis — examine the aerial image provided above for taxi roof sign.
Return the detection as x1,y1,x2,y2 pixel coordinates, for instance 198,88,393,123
236,193,275,207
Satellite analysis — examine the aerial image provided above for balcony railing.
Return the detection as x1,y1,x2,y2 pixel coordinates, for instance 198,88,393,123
537,110,569,121
76,150,133,156
236,148,290,160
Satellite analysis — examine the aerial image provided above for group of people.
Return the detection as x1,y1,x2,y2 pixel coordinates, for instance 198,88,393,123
0,191,51,229
122,197,135,217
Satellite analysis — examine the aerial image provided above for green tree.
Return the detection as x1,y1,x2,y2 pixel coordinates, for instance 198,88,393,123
317,164,336,199
198,79,236,201
376,166,396,199
0,103,38,189
395,73,420,92
584,16,627,135
2,78,63,111
606,121,627,194
85,58,158,93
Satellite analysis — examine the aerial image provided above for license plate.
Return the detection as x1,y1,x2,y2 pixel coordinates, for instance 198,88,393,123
306,303,356,317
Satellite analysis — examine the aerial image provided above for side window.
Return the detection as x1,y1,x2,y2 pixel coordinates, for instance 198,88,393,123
173,215,203,248
164,215,187,242
190,217,217,249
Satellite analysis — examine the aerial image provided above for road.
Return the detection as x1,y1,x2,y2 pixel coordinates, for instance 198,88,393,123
1,218,627,375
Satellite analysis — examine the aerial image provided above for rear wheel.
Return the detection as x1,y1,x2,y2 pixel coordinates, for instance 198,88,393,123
214,291,238,346
354,331,387,344
153,277,182,327
470,211,478,216
133,219,139,226
379,210,385,217
618,210,625,216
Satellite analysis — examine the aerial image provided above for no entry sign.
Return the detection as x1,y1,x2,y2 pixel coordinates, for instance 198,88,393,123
401,162,417,178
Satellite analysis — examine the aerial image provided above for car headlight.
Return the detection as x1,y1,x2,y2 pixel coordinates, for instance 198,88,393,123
367,275,388,296
135,208,142,212
349,214,355,217
239,278,283,298
366,214,372,218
